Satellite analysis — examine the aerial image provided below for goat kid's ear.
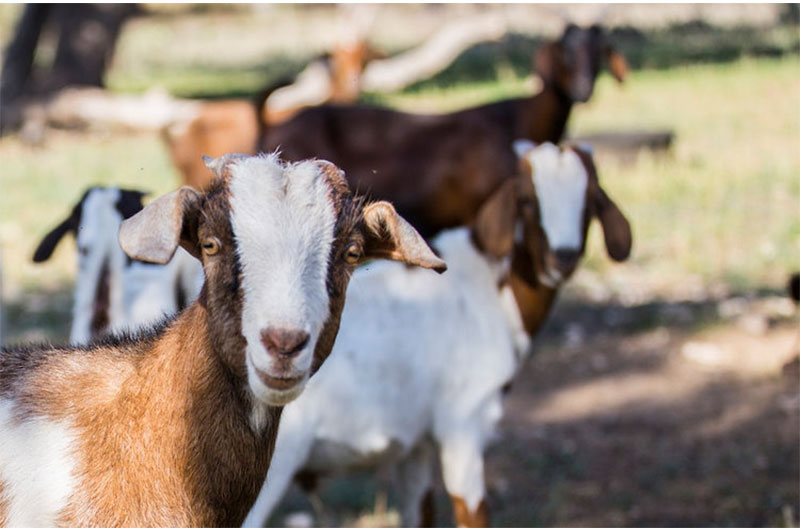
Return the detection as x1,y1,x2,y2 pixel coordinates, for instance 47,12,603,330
605,46,628,83
32,215,77,263
595,186,632,261
361,201,447,273
472,178,519,259
119,186,203,264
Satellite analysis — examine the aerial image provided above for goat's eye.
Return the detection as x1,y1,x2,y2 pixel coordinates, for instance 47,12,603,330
344,243,362,264
202,237,221,256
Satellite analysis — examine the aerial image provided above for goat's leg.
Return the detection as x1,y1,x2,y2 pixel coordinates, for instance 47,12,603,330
438,437,489,528
241,427,314,528
395,441,436,527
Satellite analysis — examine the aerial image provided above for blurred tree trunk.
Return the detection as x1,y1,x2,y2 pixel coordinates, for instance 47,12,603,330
0,4,138,135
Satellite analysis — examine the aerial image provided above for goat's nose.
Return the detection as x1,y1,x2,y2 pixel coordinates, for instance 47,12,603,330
553,249,581,278
260,327,310,358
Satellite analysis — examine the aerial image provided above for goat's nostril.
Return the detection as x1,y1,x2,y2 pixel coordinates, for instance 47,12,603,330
260,327,310,358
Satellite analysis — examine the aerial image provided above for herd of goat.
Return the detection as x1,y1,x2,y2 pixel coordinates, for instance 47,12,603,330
2,24,637,527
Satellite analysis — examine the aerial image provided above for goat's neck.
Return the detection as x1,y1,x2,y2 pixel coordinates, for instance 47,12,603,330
524,85,574,143
58,302,280,527
507,268,559,338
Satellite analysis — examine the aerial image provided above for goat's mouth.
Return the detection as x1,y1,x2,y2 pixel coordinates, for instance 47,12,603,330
253,366,306,391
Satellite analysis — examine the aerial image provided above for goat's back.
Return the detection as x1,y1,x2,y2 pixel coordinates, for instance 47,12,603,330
262,101,524,237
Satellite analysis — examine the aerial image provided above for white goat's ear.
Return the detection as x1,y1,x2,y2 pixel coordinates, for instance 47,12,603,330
513,139,536,159
119,186,203,264
361,201,447,273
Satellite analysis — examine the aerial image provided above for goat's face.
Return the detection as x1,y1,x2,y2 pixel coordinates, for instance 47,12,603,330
474,141,631,289
33,187,146,343
119,153,445,407
535,24,628,103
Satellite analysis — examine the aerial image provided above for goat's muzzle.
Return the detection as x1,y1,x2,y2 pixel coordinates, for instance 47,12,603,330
552,248,581,279
261,327,309,359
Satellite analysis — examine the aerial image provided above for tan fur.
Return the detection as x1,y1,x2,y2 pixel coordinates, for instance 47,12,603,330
15,305,271,526
451,496,489,528
166,101,259,191
166,41,381,192
0,481,7,527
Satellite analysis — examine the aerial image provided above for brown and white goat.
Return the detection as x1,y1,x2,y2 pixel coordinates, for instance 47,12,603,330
164,41,382,191
260,24,628,238
242,141,631,528
0,153,444,527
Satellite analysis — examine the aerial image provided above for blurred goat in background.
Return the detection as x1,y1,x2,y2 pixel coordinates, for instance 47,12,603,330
32,187,202,344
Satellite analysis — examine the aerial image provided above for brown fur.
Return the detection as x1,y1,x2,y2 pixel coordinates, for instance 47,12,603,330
260,25,628,238
420,488,436,527
166,42,382,192
12,306,273,526
166,101,260,191
0,481,7,527
451,496,489,528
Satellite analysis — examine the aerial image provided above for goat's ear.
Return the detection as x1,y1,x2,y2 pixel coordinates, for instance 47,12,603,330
595,186,632,261
534,42,559,86
472,179,519,259
605,46,628,83
119,186,203,264
116,189,148,220
33,198,84,263
32,213,78,263
360,202,447,273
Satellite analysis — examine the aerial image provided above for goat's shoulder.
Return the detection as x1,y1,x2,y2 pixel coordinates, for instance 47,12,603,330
0,323,167,415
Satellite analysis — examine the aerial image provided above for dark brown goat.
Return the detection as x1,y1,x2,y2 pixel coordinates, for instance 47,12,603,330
261,24,628,238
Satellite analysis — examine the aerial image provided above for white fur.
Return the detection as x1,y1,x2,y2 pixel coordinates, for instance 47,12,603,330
71,188,128,344
0,399,77,526
228,155,336,407
243,228,525,527
523,142,589,252
67,188,203,344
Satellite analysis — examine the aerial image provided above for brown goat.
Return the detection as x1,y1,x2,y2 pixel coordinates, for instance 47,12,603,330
260,24,628,238
0,153,444,527
164,42,382,191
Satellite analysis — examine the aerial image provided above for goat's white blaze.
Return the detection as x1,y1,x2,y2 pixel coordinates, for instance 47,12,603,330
71,188,127,344
523,143,589,251
0,400,77,525
229,154,337,407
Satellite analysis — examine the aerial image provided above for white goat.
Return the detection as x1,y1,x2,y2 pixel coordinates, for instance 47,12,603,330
32,186,203,344
243,141,632,527
0,153,445,526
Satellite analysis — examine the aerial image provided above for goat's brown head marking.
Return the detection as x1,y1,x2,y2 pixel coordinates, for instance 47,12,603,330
535,24,628,103
473,140,631,289
119,153,444,408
